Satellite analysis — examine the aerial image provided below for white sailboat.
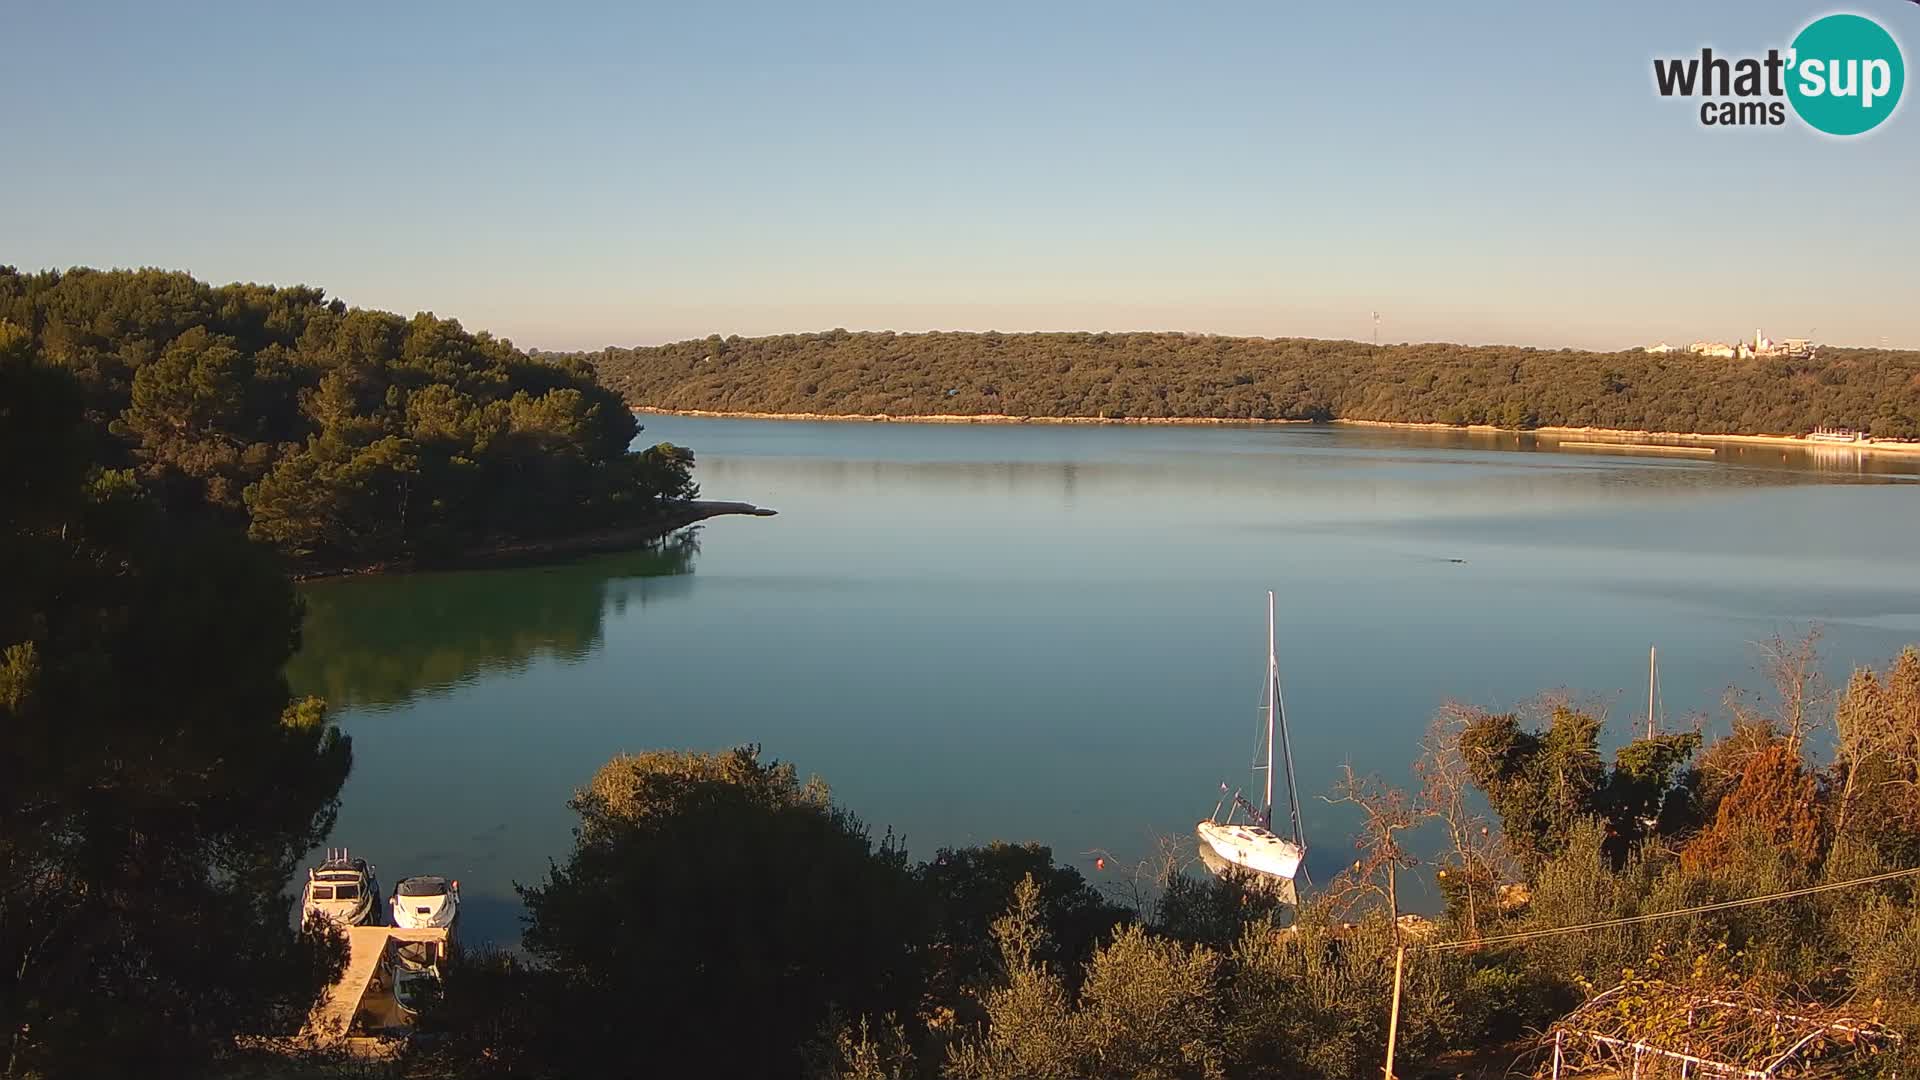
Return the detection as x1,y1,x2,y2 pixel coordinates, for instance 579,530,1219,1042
1195,591,1308,904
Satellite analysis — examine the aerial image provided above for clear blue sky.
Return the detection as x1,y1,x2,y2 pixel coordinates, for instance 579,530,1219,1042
4,1,1916,350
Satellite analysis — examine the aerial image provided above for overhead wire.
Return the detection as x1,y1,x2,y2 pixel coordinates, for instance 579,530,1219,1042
1414,865,1920,953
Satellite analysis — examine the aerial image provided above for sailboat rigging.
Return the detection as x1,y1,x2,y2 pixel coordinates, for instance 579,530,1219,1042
1196,591,1308,903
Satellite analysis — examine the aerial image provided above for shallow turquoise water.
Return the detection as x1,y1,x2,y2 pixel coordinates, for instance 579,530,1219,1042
290,419,1920,943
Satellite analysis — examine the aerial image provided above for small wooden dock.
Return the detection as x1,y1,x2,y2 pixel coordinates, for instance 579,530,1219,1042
303,925,452,1046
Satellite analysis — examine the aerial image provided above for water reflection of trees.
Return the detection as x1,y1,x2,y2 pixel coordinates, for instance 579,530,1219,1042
288,532,699,711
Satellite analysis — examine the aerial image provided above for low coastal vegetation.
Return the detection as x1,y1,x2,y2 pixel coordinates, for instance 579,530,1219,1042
391,636,1920,1080
588,329,1920,438
0,266,696,574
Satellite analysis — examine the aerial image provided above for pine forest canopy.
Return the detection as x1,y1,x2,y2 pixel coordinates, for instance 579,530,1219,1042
587,329,1920,438
0,266,696,571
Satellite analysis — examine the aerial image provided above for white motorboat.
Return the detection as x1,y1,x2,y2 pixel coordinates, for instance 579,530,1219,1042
302,848,381,927
388,939,444,1018
389,875,460,930
1195,592,1307,904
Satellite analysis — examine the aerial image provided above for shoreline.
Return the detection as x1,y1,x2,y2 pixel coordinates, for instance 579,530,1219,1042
290,500,776,582
633,407,1920,457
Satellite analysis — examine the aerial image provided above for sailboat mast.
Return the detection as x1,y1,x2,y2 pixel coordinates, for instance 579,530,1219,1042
1264,591,1276,823
1268,592,1307,852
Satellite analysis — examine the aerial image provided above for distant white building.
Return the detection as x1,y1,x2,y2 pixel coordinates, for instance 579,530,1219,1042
1743,329,1817,359
1810,426,1866,444
1658,331,1816,361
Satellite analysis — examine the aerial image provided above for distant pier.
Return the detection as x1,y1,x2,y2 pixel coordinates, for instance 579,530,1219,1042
1557,441,1717,457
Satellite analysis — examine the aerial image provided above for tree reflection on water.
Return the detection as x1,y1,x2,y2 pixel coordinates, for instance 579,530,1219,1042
288,531,700,711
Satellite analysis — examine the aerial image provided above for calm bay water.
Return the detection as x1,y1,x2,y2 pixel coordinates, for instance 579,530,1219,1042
289,419,1920,943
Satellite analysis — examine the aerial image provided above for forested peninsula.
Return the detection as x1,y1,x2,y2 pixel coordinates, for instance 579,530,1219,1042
0,267,705,575
587,330,1920,439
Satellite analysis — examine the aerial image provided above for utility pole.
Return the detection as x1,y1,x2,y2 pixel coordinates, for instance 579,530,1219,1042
1383,945,1406,1080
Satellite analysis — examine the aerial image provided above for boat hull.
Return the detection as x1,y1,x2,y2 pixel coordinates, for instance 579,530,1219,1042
391,893,459,930
1196,821,1301,905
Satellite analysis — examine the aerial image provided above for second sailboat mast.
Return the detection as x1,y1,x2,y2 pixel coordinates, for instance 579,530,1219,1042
1264,590,1276,823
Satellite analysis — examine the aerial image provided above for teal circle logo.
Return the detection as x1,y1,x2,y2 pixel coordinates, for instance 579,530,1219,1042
1787,14,1904,135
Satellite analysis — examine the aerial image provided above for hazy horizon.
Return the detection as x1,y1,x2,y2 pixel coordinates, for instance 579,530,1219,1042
6,1,1917,352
